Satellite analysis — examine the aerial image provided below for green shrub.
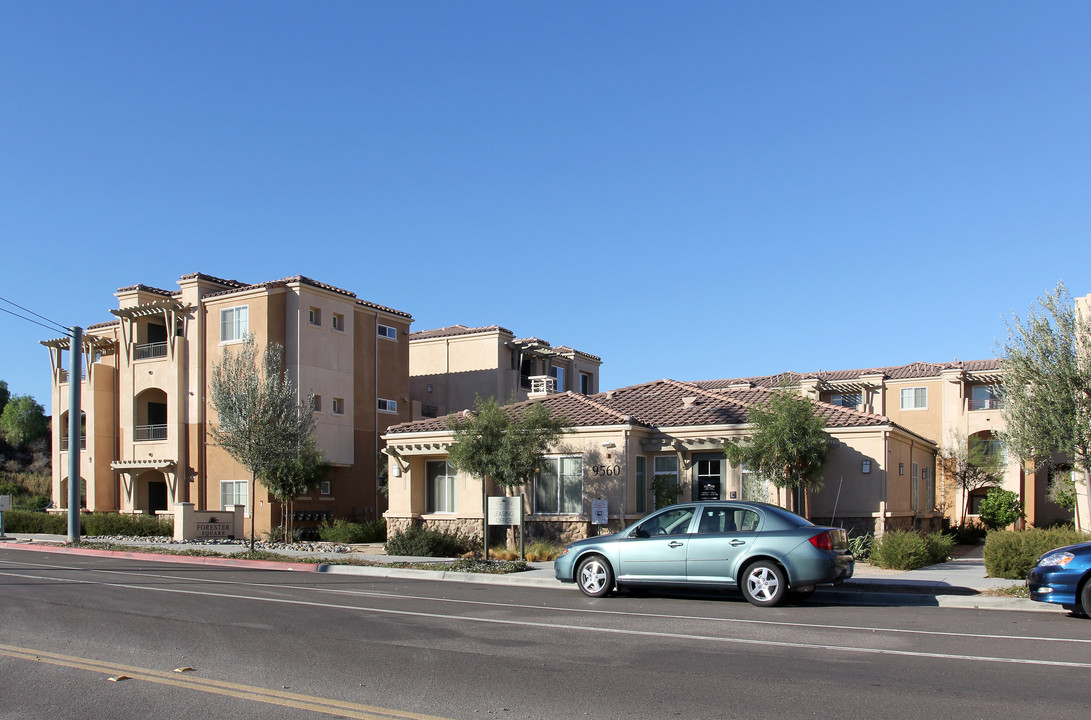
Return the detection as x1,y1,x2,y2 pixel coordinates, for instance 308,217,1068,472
869,530,953,570
2,511,173,537
82,512,173,537
385,525,475,557
318,517,386,544
984,528,1091,579
2,509,66,534
847,533,873,560
978,488,1024,531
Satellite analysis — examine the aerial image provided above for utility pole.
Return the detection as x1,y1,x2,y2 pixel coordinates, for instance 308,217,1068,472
68,326,82,543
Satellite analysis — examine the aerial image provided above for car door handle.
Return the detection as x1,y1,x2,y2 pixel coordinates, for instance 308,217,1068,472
730,539,746,546
668,541,684,548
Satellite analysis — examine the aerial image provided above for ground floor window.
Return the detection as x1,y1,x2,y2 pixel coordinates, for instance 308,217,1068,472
635,455,647,513
535,455,582,514
427,460,457,513
221,480,248,517
740,464,768,502
652,455,679,509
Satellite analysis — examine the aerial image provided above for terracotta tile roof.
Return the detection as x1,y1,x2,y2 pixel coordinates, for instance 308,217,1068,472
410,325,513,340
115,283,178,297
194,274,411,318
178,272,247,288
694,359,1001,389
387,379,893,436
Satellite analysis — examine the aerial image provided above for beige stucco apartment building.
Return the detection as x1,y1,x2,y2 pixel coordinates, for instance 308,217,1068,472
382,379,938,544
408,325,601,420
42,273,412,538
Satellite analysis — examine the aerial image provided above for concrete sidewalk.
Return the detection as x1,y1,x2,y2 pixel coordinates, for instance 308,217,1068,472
0,533,1048,613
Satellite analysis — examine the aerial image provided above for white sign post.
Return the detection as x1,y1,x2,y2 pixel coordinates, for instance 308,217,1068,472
487,496,525,559
0,494,11,538
591,498,608,530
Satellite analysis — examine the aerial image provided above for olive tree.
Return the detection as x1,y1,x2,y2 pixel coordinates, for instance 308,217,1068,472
209,335,318,549
446,395,566,557
724,388,829,517
998,282,1091,530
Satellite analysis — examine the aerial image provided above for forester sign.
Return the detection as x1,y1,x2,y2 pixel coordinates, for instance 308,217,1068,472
173,503,243,541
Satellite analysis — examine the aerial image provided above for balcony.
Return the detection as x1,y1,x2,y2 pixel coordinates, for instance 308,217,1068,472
57,370,86,384
969,398,1003,411
134,424,168,442
134,341,168,361
58,435,87,452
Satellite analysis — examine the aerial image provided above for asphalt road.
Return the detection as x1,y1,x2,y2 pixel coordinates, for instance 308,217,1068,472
1,549,1089,720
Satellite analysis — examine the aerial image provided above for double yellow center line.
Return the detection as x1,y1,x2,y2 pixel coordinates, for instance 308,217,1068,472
0,643,452,720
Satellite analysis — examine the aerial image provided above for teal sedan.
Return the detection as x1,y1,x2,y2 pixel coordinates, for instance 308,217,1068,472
554,501,854,606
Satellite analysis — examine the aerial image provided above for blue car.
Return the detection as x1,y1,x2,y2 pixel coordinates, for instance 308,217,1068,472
1027,541,1091,616
554,501,854,606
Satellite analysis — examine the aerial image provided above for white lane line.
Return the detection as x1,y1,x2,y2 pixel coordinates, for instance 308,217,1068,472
1,566,1089,669
2,556,1086,647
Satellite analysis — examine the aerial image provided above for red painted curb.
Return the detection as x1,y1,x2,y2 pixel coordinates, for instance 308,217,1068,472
0,541,320,572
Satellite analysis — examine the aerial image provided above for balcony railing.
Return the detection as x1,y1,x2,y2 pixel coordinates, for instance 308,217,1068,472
969,398,1003,411
134,424,168,442
59,435,87,452
528,376,557,395
134,341,168,360
57,370,86,384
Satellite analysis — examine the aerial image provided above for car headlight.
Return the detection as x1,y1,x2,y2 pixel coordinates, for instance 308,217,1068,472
1037,551,1074,567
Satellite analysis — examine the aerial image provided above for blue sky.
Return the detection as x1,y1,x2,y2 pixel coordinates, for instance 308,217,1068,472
2,2,1089,409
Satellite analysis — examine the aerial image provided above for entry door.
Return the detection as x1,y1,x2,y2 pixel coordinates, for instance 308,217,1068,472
148,481,168,513
692,453,724,501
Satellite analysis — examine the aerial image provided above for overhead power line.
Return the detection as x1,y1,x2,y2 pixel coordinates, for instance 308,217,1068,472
0,295,71,335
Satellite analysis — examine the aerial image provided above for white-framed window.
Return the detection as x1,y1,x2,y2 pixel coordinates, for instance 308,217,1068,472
332,397,345,415
653,455,679,509
535,455,583,514
427,460,457,513
313,395,322,412
923,467,933,509
309,307,322,326
220,480,248,517
740,464,768,502
900,387,928,410
377,324,397,340
378,398,397,413
550,366,566,392
911,462,920,511
219,306,248,343
320,481,331,495
332,313,344,331
830,393,861,408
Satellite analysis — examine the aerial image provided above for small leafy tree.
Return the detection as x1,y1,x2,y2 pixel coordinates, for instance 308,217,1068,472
999,281,1091,530
209,335,317,550
263,435,329,542
446,395,566,556
724,388,829,517
0,394,49,447
0,380,10,416
977,487,1024,531
938,430,1005,529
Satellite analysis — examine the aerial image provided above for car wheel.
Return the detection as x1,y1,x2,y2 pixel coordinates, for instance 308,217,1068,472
1079,578,1091,619
741,560,787,607
576,555,614,598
